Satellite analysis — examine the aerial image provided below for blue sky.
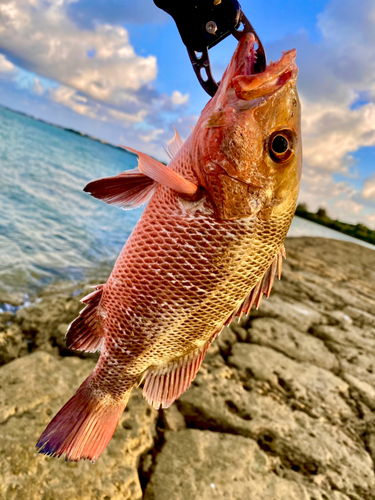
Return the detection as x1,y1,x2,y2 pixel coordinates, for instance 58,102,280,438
0,0,374,227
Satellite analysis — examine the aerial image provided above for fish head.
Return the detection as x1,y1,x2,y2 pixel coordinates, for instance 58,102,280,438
191,33,302,221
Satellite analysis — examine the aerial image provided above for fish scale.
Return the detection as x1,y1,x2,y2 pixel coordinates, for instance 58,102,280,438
37,34,302,462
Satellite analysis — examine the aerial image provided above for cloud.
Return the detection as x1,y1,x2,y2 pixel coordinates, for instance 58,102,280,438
49,85,98,118
171,91,189,106
362,174,375,201
0,53,16,74
107,107,147,125
139,128,164,143
269,0,375,227
301,100,375,173
32,77,44,95
0,0,157,107
0,0,196,159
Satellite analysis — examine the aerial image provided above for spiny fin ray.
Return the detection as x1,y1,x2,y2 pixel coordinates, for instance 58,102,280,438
165,127,184,159
226,244,286,324
142,342,211,409
66,285,105,353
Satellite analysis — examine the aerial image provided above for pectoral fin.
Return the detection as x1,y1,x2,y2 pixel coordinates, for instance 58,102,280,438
84,168,157,210
122,146,199,196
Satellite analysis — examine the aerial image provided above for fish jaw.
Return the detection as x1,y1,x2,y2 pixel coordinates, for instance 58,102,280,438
190,34,302,222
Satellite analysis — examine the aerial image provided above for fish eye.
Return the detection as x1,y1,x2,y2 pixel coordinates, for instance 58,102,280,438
268,130,295,163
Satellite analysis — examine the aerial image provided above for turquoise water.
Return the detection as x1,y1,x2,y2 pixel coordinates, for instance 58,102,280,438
0,106,142,296
0,106,373,298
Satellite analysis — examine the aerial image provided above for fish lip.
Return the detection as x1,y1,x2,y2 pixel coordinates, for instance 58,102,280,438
232,33,257,78
233,45,298,101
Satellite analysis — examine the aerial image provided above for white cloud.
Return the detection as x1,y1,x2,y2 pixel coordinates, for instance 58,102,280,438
32,77,44,95
49,85,98,119
301,100,375,173
0,0,157,106
171,91,189,106
140,128,164,143
0,0,195,155
0,53,16,73
334,199,363,216
362,174,375,201
276,0,375,227
107,108,147,125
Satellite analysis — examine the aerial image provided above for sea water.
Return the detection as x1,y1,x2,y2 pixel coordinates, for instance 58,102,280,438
0,106,373,298
0,106,142,296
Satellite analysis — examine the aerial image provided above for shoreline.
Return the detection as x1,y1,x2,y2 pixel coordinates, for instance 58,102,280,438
1,236,375,497
296,205,375,246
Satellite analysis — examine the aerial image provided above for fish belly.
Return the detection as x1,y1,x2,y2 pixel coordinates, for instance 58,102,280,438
96,184,295,389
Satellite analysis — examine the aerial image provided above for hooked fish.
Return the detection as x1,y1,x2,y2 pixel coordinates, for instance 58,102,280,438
37,33,301,462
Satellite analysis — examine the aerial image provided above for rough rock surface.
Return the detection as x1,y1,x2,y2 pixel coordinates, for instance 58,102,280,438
144,430,351,500
0,352,158,500
1,237,375,499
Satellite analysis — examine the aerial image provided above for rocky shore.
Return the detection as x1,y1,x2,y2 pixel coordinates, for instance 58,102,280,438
1,237,375,500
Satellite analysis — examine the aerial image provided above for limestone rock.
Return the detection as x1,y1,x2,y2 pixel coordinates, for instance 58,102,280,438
178,363,375,498
229,343,354,422
144,429,352,500
249,295,322,332
0,323,27,365
248,317,338,372
0,351,158,500
342,372,375,411
161,405,186,432
216,326,237,355
15,291,84,351
2,237,375,499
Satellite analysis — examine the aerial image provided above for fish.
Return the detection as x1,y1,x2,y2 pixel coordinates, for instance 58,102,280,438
37,33,301,462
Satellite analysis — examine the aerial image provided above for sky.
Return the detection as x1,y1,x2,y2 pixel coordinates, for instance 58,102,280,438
0,0,374,228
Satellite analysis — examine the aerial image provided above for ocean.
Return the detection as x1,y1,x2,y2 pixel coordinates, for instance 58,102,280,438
1,106,373,301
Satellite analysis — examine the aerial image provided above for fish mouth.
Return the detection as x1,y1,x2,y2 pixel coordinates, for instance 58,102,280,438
219,33,298,101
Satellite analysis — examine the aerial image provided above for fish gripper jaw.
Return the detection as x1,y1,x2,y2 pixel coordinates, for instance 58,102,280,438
153,0,267,97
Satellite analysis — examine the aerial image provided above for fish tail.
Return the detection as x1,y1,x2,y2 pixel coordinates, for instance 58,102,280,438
36,376,131,462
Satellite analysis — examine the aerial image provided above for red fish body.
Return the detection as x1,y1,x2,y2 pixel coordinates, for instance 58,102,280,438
37,34,302,462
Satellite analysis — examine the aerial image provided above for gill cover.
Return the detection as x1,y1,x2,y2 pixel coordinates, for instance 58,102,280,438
190,34,301,221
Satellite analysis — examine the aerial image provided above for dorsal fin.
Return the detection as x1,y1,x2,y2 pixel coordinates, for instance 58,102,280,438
142,341,211,409
164,127,184,159
84,168,157,210
225,245,286,325
66,285,105,353
122,146,198,196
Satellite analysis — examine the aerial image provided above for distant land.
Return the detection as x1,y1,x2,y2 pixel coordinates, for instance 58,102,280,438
296,204,375,245
1,104,169,164
1,104,125,152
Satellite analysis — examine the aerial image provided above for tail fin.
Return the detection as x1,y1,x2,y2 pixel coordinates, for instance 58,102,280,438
36,377,131,462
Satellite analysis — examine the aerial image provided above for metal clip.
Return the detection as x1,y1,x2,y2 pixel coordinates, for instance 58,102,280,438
153,0,266,97
187,10,266,97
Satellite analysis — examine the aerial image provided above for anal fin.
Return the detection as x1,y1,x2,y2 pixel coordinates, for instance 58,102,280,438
66,284,105,353
142,342,210,410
